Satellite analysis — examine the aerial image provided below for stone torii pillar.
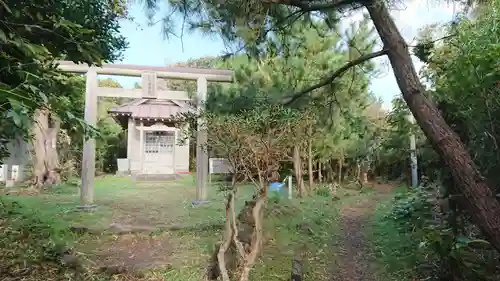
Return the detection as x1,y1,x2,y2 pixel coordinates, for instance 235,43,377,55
57,61,233,209
195,77,209,204
80,67,98,209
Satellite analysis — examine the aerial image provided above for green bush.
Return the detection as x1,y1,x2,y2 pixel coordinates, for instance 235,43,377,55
314,185,331,197
381,185,500,281
387,185,435,230
268,190,282,203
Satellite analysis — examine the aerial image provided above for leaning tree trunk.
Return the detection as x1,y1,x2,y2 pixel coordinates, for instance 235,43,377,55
367,0,500,252
32,109,61,188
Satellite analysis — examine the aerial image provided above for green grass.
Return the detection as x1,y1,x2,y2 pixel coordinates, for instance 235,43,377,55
0,198,100,281
155,184,358,281
368,186,422,281
1,176,255,227
0,176,366,281
252,196,341,281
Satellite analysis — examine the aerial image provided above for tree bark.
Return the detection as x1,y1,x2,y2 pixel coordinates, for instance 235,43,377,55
208,191,266,281
367,0,500,252
290,247,305,281
325,159,334,183
293,146,306,197
318,162,322,183
356,161,361,183
362,161,369,184
32,109,61,188
307,133,313,188
338,148,343,185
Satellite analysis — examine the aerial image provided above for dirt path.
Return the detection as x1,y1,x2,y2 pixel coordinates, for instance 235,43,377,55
330,184,395,281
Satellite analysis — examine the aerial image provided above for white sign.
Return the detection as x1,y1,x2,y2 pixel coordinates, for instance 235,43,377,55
209,158,233,174
11,165,19,181
116,158,130,172
0,164,6,182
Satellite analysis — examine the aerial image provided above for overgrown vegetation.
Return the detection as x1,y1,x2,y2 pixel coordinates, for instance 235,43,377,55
143,0,500,267
369,2,500,281
0,0,127,186
181,104,312,281
2,0,500,280
372,185,500,281
0,176,358,281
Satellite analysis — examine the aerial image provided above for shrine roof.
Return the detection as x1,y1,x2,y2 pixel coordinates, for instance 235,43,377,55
109,98,193,120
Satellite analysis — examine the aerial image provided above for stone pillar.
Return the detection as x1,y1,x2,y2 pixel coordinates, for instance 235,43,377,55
78,68,98,211
194,77,208,204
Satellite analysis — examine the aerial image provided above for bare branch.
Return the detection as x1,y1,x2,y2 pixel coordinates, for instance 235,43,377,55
282,49,388,105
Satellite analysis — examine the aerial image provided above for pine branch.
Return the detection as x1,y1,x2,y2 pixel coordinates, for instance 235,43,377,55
282,49,388,105
264,0,355,12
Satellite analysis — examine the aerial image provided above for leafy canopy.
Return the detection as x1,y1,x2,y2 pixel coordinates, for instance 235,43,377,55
0,0,127,160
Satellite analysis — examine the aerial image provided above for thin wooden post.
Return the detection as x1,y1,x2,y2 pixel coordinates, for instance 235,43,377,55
139,121,144,173
408,114,418,188
194,77,208,203
208,158,212,188
0,164,6,182
127,118,135,159
78,68,98,210
172,130,177,175
288,175,293,199
338,148,343,185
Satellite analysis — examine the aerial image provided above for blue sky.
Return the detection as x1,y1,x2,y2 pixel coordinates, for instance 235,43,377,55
109,2,460,110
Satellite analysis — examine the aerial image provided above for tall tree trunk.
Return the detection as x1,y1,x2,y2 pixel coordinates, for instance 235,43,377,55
293,146,306,197
307,135,313,189
367,0,500,251
326,160,334,183
362,161,369,184
338,149,343,185
318,162,322,183
32,109,61,188
356,162,361,182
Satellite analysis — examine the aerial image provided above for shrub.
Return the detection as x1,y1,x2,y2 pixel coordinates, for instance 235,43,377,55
314,185,331,197
385,185,500,281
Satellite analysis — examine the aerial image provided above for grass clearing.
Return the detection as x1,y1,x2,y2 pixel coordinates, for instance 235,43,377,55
0,176,366,281
368,186,421,281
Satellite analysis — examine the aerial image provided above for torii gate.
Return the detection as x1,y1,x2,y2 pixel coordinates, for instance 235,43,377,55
57,61,234,210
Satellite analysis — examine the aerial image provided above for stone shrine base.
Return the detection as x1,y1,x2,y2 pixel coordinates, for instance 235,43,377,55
132,174,182,181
